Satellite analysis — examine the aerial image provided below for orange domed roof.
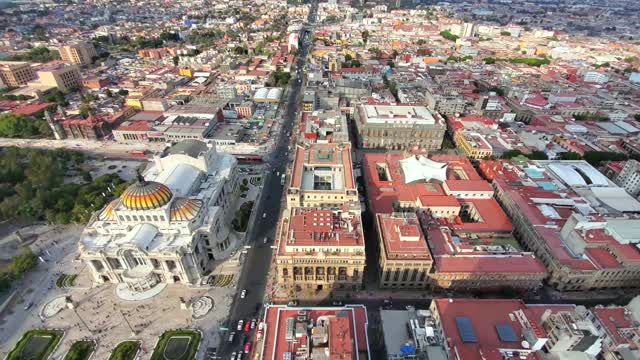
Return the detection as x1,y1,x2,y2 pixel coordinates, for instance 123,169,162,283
170,198,203,221
98,199,120,221
121,180,173,210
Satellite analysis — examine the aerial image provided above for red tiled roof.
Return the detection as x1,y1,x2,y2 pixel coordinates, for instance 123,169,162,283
261,306,369,360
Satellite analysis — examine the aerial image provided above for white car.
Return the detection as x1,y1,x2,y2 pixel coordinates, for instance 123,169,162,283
262,213,266,219
237,319,244,331
240,289,247,299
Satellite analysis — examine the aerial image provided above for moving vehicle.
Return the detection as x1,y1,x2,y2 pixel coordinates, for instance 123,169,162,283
262,213,267,219
240,289,247,299
263,237,269,244
280,174,286,185
231,352,237,360
237,319,244,331
228,332,236,343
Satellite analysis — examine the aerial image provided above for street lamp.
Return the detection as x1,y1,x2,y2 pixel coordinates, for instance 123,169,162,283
66,296,93,335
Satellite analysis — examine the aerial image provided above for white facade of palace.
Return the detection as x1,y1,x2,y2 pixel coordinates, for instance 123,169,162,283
79,140,239,289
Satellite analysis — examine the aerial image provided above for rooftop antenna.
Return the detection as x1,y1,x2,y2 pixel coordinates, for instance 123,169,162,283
136,170,147,185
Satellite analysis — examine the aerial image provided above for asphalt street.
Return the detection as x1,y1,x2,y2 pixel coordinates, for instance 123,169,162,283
217,2,318,358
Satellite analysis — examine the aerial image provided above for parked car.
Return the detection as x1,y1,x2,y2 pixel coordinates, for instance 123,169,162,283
250,319,257,329
244,321,251,332
244,342,252,354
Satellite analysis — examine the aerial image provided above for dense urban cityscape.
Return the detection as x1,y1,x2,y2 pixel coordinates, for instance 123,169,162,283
1,0,640,359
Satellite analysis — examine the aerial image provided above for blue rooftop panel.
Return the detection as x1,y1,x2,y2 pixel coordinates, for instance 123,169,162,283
496,324,518,342
455,316,477,343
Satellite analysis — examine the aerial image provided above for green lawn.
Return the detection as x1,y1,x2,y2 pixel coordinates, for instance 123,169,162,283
109,341,140,360
6,329,64,360
151,330,201,360
56,274,78,288
64,340,95,360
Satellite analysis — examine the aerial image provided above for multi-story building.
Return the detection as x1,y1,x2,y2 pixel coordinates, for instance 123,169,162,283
364,153,546,290
302,90,317,112
453,129,493,159
481,159,640,291
30,63,81,91
300,110,349,144
354,104,446,151
430,298,590,360
0,61,37,87
275,206,366,294
376,213,433,289
260,305,370,360
286,143,358,209
424,91,467,116
588,300,640,359
59,41,98,66
79,140,239,289
614,160,640,197
542,308,602,355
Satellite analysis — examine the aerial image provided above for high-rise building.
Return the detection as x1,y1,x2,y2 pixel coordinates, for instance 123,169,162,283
0,61,37,87
30,63,81,91
614,160,640,197
59,41,98,66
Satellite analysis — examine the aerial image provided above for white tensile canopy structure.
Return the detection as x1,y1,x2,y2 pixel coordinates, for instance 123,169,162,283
399,155,448,184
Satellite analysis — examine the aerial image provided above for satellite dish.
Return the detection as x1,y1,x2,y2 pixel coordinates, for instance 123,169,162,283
521,340,530,349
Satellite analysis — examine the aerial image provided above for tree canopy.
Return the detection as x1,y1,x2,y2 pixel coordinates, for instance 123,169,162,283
0,113,51,138
0,147,129,224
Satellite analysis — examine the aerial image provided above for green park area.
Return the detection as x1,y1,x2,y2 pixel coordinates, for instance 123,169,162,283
150,330,201,360
109,341,140,360
6,329,63,360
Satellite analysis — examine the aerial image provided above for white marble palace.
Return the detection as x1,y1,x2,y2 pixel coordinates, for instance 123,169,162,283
79,140,239,290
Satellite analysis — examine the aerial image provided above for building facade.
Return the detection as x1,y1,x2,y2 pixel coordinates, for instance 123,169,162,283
376,213,433,289
79,140,239,289
275,206,366,294
482,159,640,291
32,63,81,91
0,61,37,87
614,160,640,197
355,104,445,151
59,42,98,66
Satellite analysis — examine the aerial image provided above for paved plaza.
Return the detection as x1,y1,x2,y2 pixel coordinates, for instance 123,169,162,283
0,223,244,359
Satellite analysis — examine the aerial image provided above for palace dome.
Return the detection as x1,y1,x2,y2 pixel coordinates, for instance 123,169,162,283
170,198,203,221
121,180,173,210
98,199,120,221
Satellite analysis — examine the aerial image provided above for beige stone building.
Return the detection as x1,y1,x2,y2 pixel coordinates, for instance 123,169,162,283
29,63,81,91
482,159,640,291
0,61,37,87
59,41,98,66
286,143,358,209
275,206,366,294
376,213,433,289
354,104,446,151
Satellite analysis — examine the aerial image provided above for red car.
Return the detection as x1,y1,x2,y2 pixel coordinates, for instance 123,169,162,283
244,321,251,332
244,342,251,354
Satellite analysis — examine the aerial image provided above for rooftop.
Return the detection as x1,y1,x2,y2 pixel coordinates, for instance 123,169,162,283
377,213,432,261
290,143,355,192
260,305,369,360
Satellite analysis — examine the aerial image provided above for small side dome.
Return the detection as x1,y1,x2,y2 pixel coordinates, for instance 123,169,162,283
121,180,173,210
98,199,120,221
170,198,203,221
